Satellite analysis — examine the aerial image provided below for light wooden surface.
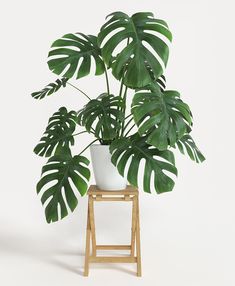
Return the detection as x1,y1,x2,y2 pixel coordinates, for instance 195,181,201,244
84,185,142,277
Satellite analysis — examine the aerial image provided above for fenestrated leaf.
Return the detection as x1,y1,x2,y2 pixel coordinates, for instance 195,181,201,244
37,148,90,223
98,11,172,88
135,75,166,93
48,33,105,79
31,78,68,100
77,93,124,140
110,134,177,194
174,134,205,163
131,89,192,150
34,107,77,157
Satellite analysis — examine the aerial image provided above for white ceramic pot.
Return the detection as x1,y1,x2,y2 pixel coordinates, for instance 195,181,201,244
90,144,127,190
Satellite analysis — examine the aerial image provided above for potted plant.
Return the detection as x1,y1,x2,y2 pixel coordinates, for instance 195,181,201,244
32,11,205,223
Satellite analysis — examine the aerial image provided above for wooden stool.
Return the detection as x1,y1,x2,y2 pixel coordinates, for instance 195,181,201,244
84,185,142,277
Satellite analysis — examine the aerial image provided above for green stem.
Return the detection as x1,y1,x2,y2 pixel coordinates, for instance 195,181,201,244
104,66,110,94
119,77,124,97
67,82,91,100
120,86,128,135
78,139,99,156
73,130,88,137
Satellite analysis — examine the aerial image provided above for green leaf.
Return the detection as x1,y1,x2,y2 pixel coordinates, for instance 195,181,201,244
110,134,177,194
37,148,90,223
132,89,192,150
77,93,124,140
31,78,68,100
98,12,172,88
48,33,105,79
175,134,205,163
34,107,77,157
135,75,166,93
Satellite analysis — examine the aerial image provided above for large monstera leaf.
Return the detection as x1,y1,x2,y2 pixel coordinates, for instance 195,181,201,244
37,148,90,223
98,12,172,88
175,134,205,163
110,134,177,194
47,33,105,79
131,89,192,150
31,78,68,100
34,107,77,157
77,93,124,140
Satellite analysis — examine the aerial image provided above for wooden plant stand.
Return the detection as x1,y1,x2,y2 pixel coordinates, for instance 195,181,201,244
84,185,141,277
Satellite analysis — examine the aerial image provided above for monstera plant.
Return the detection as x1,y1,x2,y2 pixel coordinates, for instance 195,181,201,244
32,11,205,223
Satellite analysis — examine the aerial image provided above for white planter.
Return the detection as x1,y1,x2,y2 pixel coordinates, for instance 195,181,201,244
90,144,127,190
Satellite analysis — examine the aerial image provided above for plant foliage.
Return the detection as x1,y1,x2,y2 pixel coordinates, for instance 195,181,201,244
37,148,90,223
174,134,205,163
31,78,68,99
132,89,192,150
77,93,124,140
32,11,205,223
98,12,172,88
48,33,105,79
34,107,77,157
110,134,177,194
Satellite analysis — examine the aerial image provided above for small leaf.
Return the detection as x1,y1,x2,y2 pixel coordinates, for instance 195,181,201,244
31,78,68,100
175,134,205,163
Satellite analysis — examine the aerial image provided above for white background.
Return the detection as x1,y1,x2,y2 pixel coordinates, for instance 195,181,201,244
0,0,234,285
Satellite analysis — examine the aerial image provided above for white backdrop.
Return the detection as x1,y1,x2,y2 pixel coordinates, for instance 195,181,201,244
0,0,234,285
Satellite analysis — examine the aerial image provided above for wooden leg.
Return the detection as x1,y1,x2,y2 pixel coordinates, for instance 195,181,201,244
84,199,91,276
136,195,142,277
89,196,97,257
131,196,137,257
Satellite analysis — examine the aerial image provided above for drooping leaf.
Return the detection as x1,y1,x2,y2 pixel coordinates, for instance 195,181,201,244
132,89,192,150
98,11,172,88
37,148,90,223
31,78,68,100
48,33,105,79
174,134,205,163
110,134,177,194
77,93,124,140
34,107,77,157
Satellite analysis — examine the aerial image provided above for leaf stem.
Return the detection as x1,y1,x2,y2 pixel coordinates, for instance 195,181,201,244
119,77,124,97
73,130,88,137
104,66,110,95
78,139,99,156
67,82,91,100
120,86,128,135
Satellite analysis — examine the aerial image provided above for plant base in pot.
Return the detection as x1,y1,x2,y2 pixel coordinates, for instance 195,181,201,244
90,144,127,190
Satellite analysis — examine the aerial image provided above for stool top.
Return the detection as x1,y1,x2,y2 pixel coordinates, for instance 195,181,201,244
88,185,138,195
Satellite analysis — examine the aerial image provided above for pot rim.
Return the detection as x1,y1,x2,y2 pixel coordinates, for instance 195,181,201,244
90,143,110,147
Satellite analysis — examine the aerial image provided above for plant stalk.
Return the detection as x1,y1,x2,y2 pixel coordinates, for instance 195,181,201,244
73,130,88,137
104,66,110,95
78,139,99,156
67,82,91,100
